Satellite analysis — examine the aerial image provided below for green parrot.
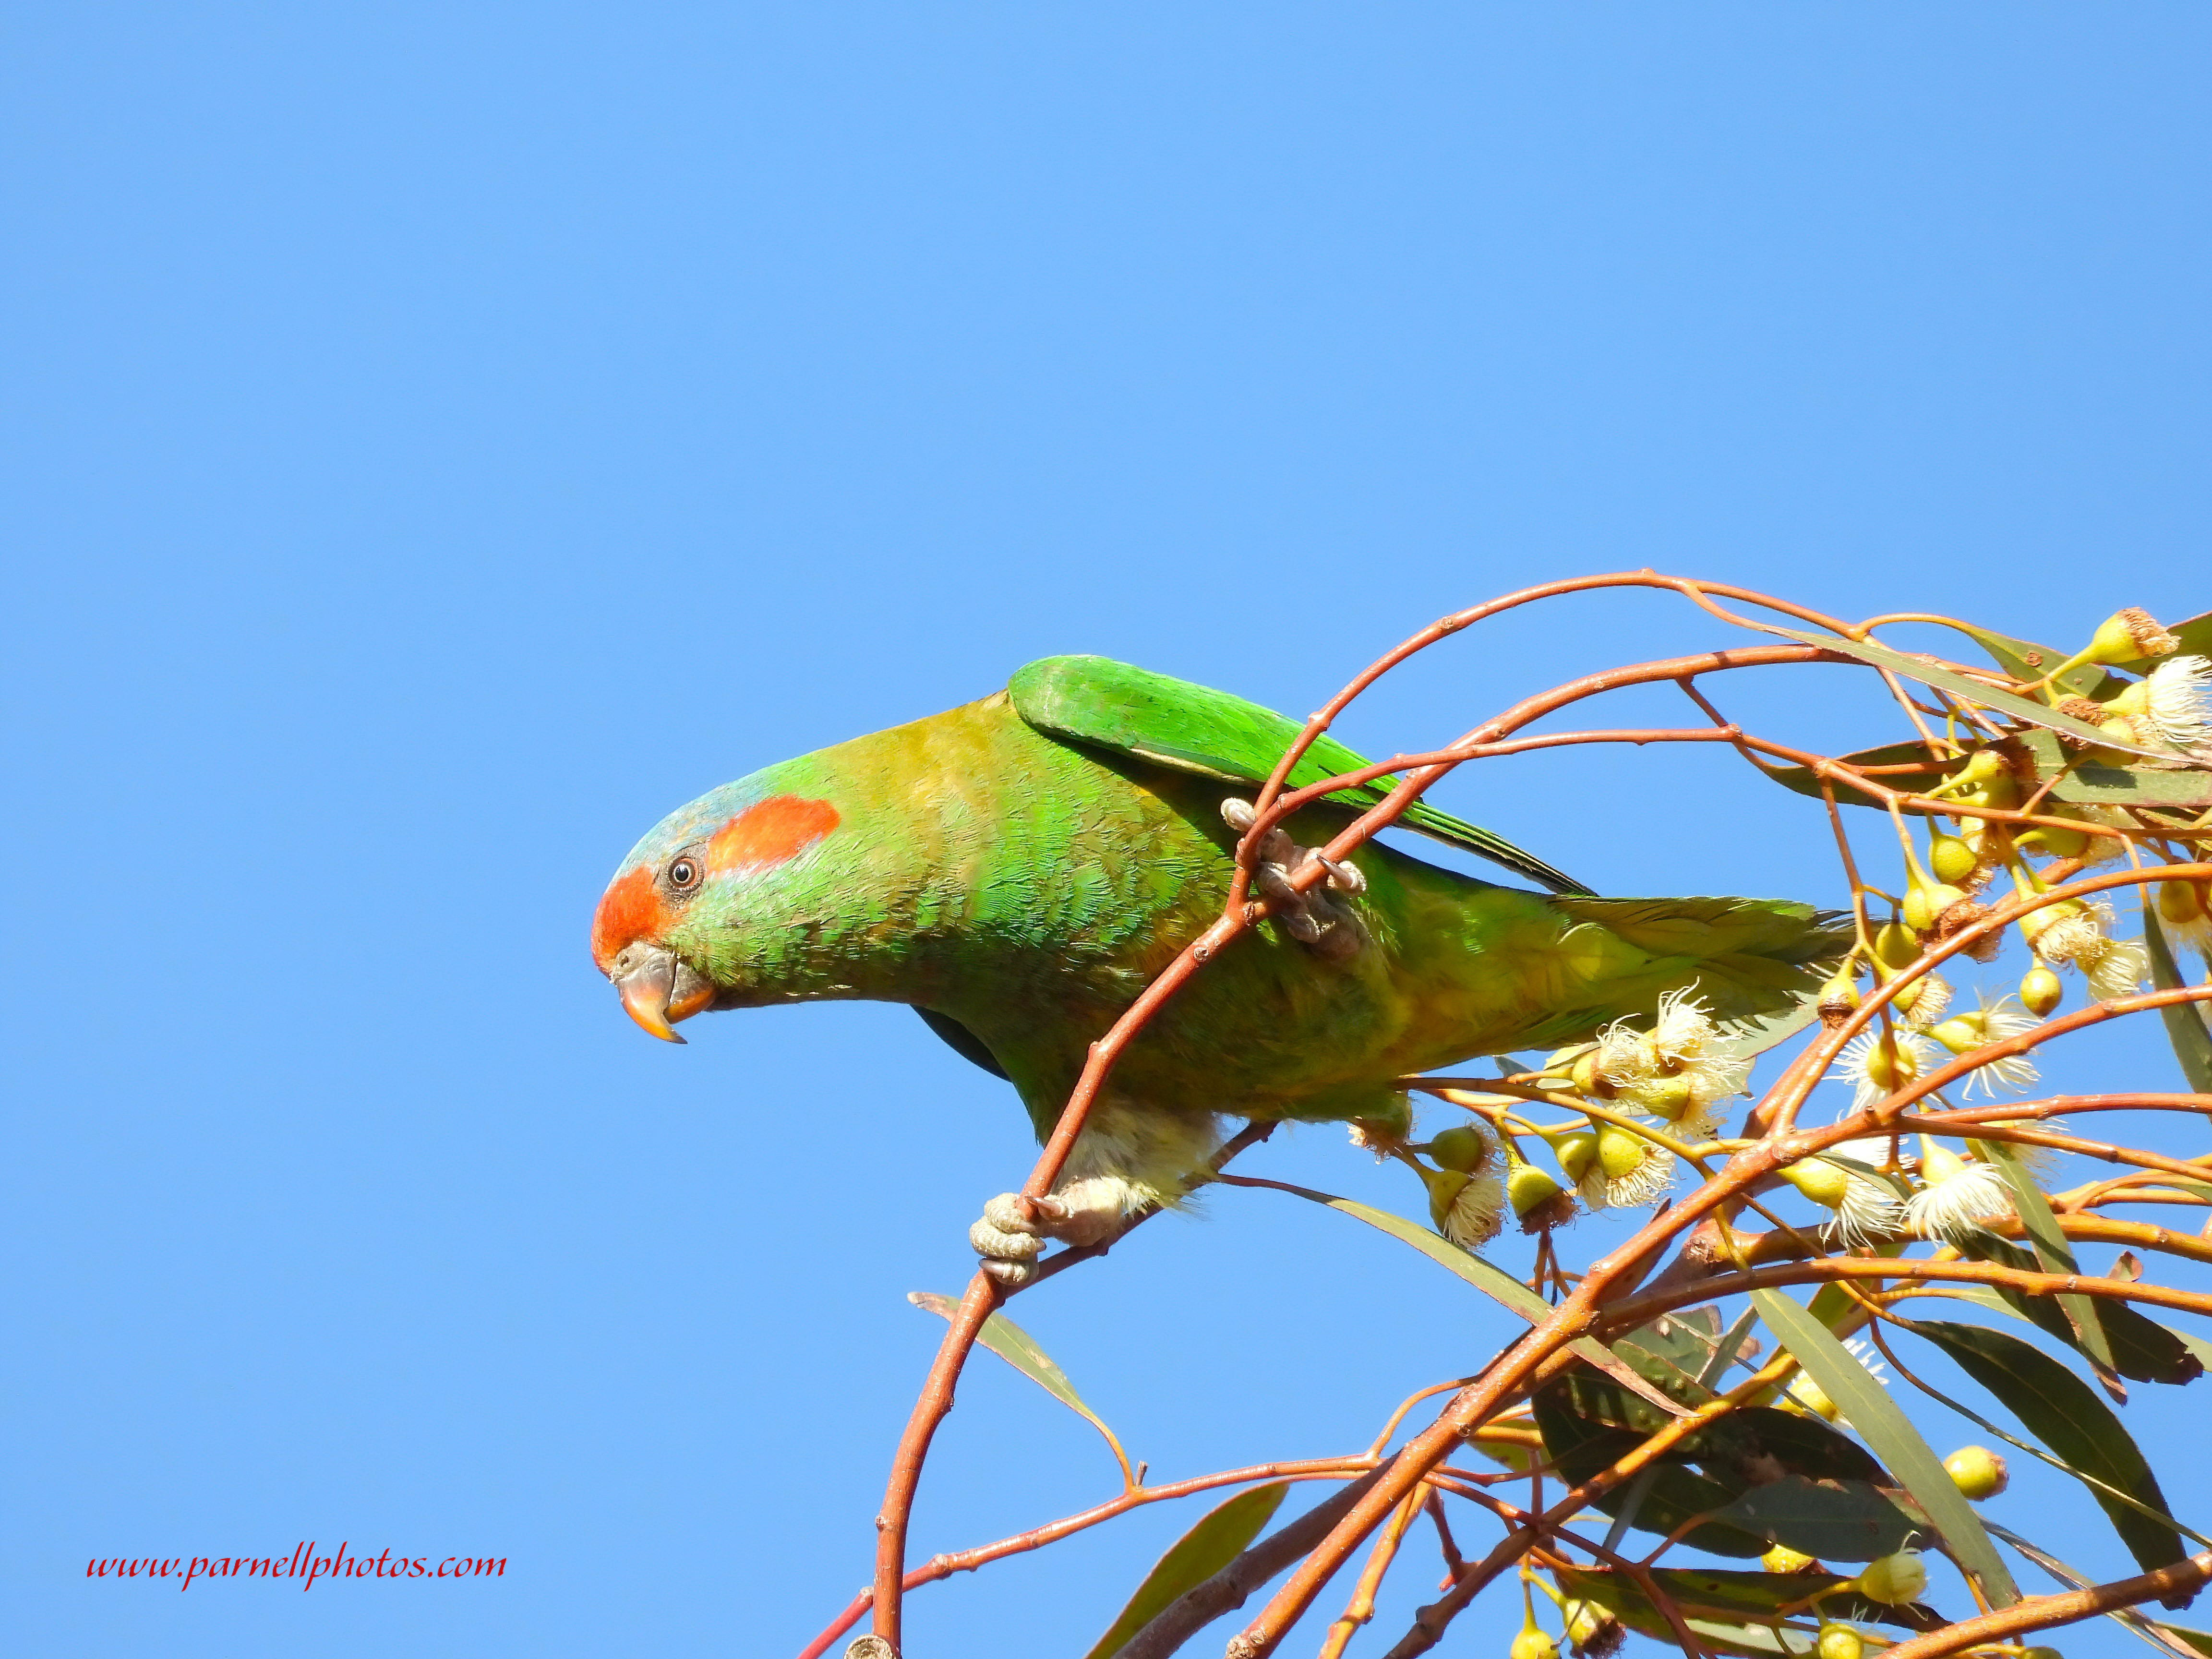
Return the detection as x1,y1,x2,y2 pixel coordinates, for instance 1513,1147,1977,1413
591,656,1845,1280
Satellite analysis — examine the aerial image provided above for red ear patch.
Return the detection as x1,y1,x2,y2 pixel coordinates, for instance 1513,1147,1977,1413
706,794,841,876
590,865,669,972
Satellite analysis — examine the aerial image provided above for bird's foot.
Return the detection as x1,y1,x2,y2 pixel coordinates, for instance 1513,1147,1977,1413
968,1179,1133,1287
1220,797,1366,959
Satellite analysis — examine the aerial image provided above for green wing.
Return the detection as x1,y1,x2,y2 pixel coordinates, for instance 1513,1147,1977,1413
1008,654,1592,895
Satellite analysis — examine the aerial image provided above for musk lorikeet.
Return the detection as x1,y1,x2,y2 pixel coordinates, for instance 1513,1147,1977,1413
591,655,1846,1280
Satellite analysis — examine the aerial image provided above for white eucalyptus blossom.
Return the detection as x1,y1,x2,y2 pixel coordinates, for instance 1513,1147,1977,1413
1438,1171,1505,1250
1590,987,1751,1122
1903,1137,2012,1243
2142,654,2212,753
1926,992,2041,1098
1574,1124,1675,1211
2029,898,2149,1001
1780,1150,1905,1249
1833,1027,1934,1115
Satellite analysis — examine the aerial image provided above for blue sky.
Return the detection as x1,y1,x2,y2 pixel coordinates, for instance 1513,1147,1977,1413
7,6,2209,1655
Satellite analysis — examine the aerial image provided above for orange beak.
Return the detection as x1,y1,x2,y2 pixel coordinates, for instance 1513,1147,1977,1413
609,944,712,1043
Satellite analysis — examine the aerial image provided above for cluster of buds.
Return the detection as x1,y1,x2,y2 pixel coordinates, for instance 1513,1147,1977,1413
1409,1124,1504,1249
2018,896,2150,1003
1550,987,1748,1138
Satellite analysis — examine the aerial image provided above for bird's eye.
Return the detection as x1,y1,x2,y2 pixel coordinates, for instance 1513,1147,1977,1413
667,858,700,890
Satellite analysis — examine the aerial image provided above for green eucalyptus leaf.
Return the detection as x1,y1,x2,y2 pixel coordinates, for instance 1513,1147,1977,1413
1765,625,2174,761
1705,1476,1916,1562
1907,1320,2190,1590
2020,730,2212,808
1751,1288,2019,1605
1975,1138,2119,1393
1079,1482,1287,1659
1952,623,2121,699
2145,906,2212,1095
910,1292,1132,1481
1554,1564,1943,1658
1954,1231,2205,1385
1530,1385,1767,1558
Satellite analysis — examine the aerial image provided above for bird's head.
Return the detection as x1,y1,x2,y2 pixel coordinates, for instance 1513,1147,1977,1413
590,774,843,1043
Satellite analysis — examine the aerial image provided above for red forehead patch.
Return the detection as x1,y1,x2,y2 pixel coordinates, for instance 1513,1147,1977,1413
705,794,840,876
590,865,669,972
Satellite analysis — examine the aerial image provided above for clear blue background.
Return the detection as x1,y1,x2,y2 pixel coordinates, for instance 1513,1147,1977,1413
7,6,2207,1655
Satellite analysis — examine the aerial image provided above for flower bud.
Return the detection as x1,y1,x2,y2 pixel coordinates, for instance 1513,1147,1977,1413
1926,1011,1985,1055
1636,1070,1699,1123
1903,878,1968,937
1815,1624,1864,1659
2020,963,2064,1017
1569,1049,1611,1099
1873,921,1919,972
1418,1166,1471,1233
1761,1542,1816,1574
2160,879,2212,930
1509,1160,1576,1233
1563,1600,1622,1657
2019,1648,2063,1659
1510,1616,1559,1659
1856,1549,1928,1605
1596,1124,1649,1180
1928,830,1979,885
2083,607,2180,666
1816,967,1862,1029
1944,1444,2009,1499
2018,899,2084,948
1429,1125,1493,1174
1786,1372,1839,1421
1779,1158,1850,1210
1551,1131,1597,1184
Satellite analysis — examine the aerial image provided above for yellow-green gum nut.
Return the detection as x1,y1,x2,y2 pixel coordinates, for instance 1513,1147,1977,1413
1926,1012,1984,1055
1779,1159,1850,1210
1420,1166,1471,1232
1862,1033,1913,1094
1856,1549,1927,1605
1786,1371,1839,1421
1570,1049,1611,1099
1815,1623,1864,1659
1891,975,1925,1017
1595,1124,1649,1180
1562,1600,1613,1651
1429,1124,1491,1174
1943,1444,2009,1499
1902,878,1966,936
1761,1542,1815,1574
2020,1648,2063,1659
2019,822,2090,858
1508,1160,1566,1217
1551,1131,1598,1184
1873,921,1919,971
2020,963,2064,1017
2019,899,2083,946
1509,1619,1559,1659
2160,879,2212,928
1635,1071,1699,1122
1928,830,1979,885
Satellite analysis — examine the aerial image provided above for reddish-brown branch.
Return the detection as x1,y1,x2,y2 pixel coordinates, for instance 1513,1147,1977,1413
1875,1552,2212,1659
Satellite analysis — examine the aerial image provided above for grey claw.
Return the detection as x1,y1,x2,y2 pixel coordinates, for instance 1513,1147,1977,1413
1319,855,1366,894
1220,797,1257,831
981,1257,1035,1288
970,1217,1043,1261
